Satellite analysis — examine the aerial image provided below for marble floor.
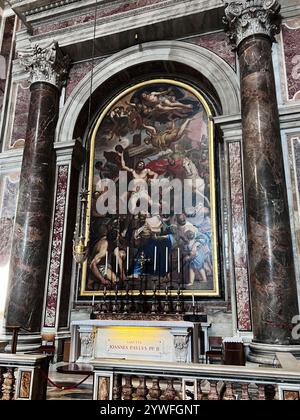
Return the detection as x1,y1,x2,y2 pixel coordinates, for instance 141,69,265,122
47,363,93,400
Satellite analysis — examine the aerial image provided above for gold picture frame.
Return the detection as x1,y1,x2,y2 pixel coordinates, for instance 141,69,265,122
80,79,220,298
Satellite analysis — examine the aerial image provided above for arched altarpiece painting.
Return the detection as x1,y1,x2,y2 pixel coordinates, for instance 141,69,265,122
80,79,220,297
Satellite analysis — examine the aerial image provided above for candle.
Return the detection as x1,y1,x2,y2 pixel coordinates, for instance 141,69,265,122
115,248,119,274
192,293,195,307
92,295,95,306
177,248,180,273
105,251,108,275
154,246,157,273
126,247,129,271
165,247,168,273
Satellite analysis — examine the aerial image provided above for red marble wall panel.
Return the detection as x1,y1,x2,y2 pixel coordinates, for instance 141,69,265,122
228,142,252,332
65,59,102,100
0,173,19,266
282,19,300,101
10,82,31,148
293,138,300,194
185,32,236,70
33,0,167,36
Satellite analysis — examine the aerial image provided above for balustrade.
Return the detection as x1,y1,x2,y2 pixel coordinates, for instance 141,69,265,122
92,358,300,401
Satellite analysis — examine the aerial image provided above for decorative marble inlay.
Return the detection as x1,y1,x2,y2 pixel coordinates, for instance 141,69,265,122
287,135,300,263
97,377,110,400
44,165,69,328
19,371,32,399
228,142,252,331
282,19,300,101
224,0,281,48
18,42,70,89
293,138,300,202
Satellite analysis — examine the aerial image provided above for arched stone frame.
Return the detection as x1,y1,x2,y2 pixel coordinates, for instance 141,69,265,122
44,40,252,345
55,40,241,143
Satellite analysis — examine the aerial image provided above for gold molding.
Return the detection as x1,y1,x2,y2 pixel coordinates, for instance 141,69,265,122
80,78,220,297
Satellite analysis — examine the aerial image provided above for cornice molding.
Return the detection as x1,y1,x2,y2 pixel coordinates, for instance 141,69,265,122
24,0,80,16
15,0,224,56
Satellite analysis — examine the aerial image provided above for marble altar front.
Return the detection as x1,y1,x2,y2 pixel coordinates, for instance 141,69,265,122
70,320,197,364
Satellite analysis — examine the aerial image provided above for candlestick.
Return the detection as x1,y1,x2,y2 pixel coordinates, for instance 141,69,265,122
126,247,129,272
101,286,107,314
111,282,118,314
164,284,170,314
165,247,168,273
115,248,119,275
177,248,180,273
105,251,108,275
154,246,157,273
176,285,182,314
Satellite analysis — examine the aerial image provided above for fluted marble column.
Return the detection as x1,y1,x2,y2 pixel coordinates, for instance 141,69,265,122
224,1,300,362
4,43,69,340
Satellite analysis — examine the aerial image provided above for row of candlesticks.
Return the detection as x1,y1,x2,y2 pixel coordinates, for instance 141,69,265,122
104,247,183,275
90,284,198,315
90,287,190,315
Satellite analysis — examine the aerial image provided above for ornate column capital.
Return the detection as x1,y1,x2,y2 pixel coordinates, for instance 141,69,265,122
18,41,70,89
223,0,281,49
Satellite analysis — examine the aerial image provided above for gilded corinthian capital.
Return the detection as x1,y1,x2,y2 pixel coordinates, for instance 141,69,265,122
223,0,282,48
18,41,70,89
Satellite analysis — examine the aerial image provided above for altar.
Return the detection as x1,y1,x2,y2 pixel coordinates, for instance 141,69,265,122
70,320,197,364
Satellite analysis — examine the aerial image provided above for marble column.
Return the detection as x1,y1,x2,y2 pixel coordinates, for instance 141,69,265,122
4,43,69,344
224,1,300,362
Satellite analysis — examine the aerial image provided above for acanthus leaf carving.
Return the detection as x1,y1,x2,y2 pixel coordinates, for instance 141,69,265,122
223,0,281,49
18,41,70,89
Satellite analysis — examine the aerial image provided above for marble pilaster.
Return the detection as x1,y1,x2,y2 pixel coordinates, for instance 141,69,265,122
224,1,300,352
43,140,83,328
4,42,69,336
216,116,252,334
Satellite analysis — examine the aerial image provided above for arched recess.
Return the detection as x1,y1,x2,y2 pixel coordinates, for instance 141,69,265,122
56,40,240,143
